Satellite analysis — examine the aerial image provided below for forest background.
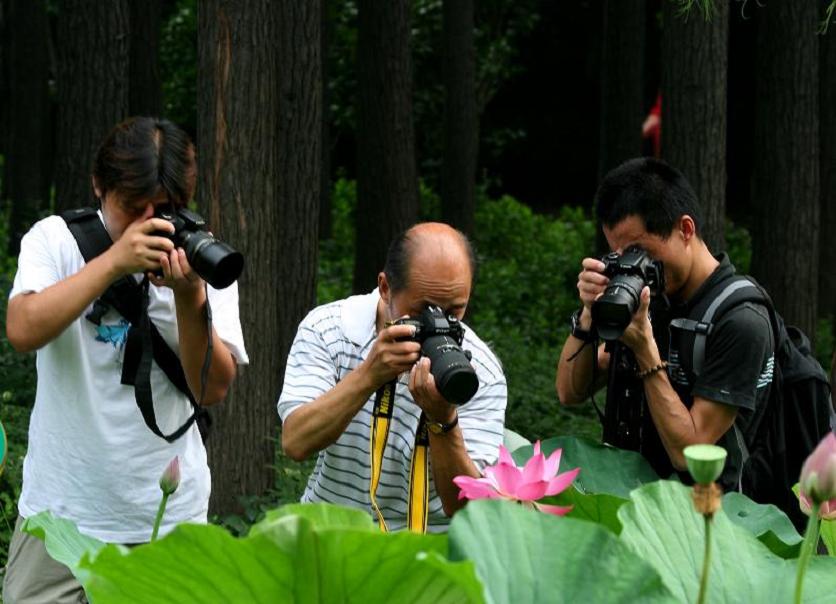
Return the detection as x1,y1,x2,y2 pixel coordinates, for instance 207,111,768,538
0,0,834,562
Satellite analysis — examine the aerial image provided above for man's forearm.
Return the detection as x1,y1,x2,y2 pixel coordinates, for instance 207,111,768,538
428,425,480,516
6,253,122,352
281,367,378,461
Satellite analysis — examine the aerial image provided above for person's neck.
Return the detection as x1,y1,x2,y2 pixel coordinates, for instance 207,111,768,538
679,244,719,302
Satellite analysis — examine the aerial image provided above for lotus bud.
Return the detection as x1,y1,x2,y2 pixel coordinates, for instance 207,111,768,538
799,433,836,505
159,456,181,496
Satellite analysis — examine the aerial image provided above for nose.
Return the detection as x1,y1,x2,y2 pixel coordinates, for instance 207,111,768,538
141,202,155,220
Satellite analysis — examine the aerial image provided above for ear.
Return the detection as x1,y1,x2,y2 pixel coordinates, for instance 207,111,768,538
679,215,696,242
378,272,390,304
91,176,103,201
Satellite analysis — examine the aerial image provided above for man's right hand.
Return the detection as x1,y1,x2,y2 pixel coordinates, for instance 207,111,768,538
106,218,176,277
576,257,609,325
359,323,422,389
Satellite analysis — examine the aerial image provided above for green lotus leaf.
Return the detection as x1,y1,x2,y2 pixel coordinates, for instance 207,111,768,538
448,498,675,603
618,481,836,602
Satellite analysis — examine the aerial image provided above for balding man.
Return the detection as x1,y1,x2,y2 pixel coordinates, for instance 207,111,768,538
278,223,507,532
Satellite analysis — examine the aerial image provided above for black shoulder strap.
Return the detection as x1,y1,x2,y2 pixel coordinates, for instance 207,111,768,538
688,275,775,377
61,208,200,442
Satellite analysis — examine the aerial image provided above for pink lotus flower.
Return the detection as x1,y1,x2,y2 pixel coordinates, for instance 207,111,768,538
453,441,580,516
159,456,181,496
799,432,836,515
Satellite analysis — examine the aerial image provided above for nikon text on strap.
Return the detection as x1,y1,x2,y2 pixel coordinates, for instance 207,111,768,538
61,207,202,442
369,380,430,533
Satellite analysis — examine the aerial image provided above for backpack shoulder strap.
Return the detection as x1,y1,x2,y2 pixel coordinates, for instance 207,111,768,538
61,207,112,263
59,208,202,442
689,275,770,376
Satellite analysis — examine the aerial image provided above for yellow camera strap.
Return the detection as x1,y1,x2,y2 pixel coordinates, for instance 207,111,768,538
370,380,430,533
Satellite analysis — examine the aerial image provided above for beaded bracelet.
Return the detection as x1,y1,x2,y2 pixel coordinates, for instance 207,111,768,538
637,361,668,379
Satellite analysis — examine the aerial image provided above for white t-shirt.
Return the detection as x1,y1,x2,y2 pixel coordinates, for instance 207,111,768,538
278,290,507,532
10,214,249,543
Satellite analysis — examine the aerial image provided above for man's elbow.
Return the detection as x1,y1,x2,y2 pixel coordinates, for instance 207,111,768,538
281,423,311,462
556,377,581,406
282,438,310,462
6,322,36,354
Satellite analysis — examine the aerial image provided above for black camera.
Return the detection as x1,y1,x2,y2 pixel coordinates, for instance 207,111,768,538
153,207,244,289
591,245,665,341
394,306,479,405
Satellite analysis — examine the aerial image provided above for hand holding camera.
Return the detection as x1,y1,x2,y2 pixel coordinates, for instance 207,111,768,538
393,306,479,405
361,323,422,388
590,246,664,341
107,217,176,276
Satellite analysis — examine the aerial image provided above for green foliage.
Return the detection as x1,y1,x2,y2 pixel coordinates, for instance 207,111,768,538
25,441,836,604
470,197,600,441
160,0,197,132
449,499,675,603
725,220,751,274
619,481,836,603
26,506,485,604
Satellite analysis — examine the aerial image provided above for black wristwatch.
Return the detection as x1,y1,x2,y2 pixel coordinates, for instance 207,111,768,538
570,308,597,342
427,412,459,435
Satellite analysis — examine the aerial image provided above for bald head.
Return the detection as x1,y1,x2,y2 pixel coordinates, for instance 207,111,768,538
383,222,475,294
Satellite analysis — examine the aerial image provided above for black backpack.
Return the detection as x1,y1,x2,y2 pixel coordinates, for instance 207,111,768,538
675,274,835,528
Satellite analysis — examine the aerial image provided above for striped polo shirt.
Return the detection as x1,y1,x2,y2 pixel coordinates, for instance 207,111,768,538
278,289,507,532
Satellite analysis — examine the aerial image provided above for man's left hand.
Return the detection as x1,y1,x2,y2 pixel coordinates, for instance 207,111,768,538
149,248,204,297
620,285,654,353
409,357,457,424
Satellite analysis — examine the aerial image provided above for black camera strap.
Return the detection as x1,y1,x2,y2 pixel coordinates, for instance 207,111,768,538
60,208,208,442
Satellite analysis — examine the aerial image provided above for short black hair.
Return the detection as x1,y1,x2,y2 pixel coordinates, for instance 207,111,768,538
383,224,477,294
92,116,196,210
595,157,703,238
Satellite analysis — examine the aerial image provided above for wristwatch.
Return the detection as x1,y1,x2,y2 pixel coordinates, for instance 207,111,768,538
570,308,597,342
427,412,459,435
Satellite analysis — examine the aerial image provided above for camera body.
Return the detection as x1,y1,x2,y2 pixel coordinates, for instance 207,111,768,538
154,207,244,289
394,306,479,405
591,245,665,340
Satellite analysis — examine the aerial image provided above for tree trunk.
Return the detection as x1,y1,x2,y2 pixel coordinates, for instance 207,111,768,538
440,0,477,237
820,0,836,333
198,0,321,515
751,1,819,342
598,0,644,177
661,1,728,252
353,0,419,293
319,0,332,240
6,0,50,255
54,0,130,212
129,0,163,117
0,0,9,185
597,0,644,253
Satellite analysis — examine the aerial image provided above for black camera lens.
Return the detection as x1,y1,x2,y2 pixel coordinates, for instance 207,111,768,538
591,273,644,340
421,335,479,405
181,231,244,289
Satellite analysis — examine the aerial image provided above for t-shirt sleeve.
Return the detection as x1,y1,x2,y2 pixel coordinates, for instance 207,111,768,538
456,340,508,469
691,303,774,411
207,281,249,365
9,218,64,299
277,314,338,423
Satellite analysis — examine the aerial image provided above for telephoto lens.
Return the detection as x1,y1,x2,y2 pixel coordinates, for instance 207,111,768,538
154,208,244,289
421,334,479,405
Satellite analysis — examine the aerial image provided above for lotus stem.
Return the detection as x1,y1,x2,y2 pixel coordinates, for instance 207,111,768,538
794,502,821,604
151,492,170,542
